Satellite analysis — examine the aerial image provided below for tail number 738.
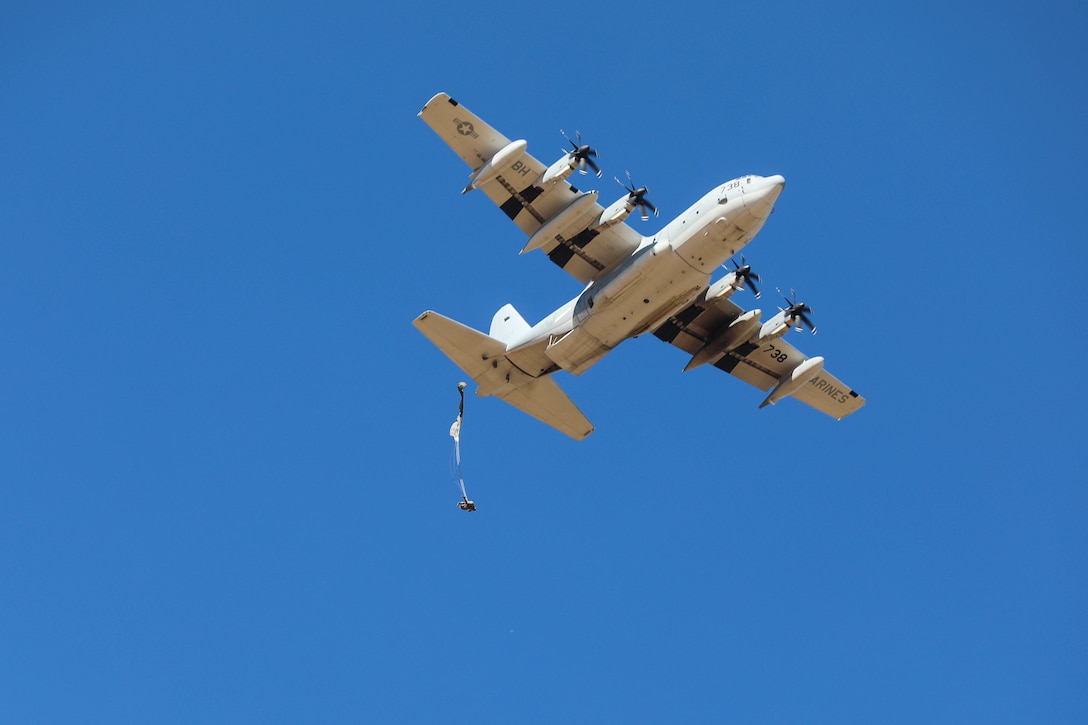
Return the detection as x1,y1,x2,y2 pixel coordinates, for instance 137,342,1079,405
763,344,790,363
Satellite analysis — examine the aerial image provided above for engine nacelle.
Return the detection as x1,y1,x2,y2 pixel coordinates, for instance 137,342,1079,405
540,153,578,186
704,272,745,304
597,195,635,228
683,309,762,372
463,139,528,193
756,310,794,343
760,356,825,408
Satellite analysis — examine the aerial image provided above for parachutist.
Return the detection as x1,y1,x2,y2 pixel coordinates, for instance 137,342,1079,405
451,383,475,511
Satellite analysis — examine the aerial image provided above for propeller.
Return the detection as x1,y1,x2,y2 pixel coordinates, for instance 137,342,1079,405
778,287,817,334
616,170,658,221
561,130,602,177
726,255,761,298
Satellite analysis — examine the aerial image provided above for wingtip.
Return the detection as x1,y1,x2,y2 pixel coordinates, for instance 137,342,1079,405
419,92,454,116
574,425,595,441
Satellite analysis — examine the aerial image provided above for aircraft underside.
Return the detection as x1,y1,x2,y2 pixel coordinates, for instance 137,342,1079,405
413,92,865,439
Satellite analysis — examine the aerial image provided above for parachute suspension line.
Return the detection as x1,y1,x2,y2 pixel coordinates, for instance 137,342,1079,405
450,382,476,511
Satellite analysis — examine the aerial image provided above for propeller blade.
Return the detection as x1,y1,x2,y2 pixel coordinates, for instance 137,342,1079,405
615,172,657,221
775,286,816,331
562,130,602,177
727,255,761,298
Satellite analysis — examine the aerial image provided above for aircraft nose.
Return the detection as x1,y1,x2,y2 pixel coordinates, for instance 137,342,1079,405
744,175,785,219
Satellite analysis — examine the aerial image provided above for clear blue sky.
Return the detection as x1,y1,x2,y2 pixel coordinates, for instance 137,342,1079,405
3,1,1086,722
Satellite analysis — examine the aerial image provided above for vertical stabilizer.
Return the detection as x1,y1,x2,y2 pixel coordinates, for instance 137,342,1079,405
489,303,531,347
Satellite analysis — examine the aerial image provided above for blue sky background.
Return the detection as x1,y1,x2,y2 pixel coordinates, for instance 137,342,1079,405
2,1,1086,722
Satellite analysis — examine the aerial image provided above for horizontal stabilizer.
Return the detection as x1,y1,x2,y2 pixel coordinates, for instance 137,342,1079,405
414,310,594,440
495,378,594,441
413,310,505,380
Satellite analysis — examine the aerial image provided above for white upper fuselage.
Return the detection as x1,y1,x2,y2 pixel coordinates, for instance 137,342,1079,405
502,174,786,377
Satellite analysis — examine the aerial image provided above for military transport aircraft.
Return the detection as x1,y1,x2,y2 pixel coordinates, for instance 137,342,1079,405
414,92,864,440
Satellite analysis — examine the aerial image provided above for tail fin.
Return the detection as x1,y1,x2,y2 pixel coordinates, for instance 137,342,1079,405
413,310,594,440
489,303,531,346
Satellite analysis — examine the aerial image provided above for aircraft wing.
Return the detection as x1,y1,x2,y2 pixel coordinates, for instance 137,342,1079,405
654,298,865,419
419,92,643,285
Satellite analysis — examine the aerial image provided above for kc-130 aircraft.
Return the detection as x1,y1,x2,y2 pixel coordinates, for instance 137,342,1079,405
414,93,864,440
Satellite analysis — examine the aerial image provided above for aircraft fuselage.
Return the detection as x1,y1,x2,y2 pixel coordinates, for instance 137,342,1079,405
503,174,786,377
